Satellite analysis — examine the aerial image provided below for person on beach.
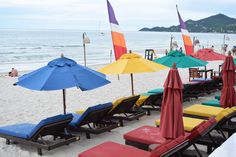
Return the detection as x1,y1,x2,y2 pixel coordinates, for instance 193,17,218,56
9,68,18,77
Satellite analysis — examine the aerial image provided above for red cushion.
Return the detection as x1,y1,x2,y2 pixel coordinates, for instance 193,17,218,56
123,126,167,145
79,141,150,157
149,136,186,157
186,117,216,141
186,121,205,140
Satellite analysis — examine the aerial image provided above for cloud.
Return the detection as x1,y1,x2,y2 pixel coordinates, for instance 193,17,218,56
0,0,235,30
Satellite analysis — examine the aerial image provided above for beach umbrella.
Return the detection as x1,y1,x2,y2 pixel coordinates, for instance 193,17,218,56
153,50,208,68
220,52,236,108
160,63,185,139
192,48,226,61
99,52,167,95
15,56,110,114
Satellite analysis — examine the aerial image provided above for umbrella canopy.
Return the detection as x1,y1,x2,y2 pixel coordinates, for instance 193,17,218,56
192,48,226,61
99,52,167,95
160,64,185,139
153,50,208,68
220,53,236,108
15,56,110,114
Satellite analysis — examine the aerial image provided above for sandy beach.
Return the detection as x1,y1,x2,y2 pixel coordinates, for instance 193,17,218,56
0,60,226,157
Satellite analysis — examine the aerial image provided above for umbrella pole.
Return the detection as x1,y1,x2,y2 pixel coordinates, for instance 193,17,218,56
130,73,134,95
118,74,120,80
63,89,66,114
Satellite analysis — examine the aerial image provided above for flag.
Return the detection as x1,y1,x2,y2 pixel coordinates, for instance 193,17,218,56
107,0,127,60
176,5,193,55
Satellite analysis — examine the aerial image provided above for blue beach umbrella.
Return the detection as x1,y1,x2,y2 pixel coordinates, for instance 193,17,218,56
15,56,110,114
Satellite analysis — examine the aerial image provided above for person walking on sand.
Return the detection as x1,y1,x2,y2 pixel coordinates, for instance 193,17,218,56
9,68,18,77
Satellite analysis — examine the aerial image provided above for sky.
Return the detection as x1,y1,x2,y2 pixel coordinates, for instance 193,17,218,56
0,0,236,31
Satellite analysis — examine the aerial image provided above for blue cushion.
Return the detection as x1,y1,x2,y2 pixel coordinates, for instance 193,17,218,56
0,123,36,139
69,102,112,127
191,78,212,82
0,114,73,139
147,88,164,94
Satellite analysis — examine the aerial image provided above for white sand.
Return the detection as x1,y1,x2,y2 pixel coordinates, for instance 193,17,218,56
0,61,224,157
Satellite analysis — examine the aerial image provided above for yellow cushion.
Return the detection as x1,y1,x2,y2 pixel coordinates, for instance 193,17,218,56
136,95,149,107
155,117,205,132
215,108,236,122
75,110,85,115
111,95,139,112
183,104,224,118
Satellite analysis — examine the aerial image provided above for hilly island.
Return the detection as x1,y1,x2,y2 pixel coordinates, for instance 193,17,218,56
140,14,236,33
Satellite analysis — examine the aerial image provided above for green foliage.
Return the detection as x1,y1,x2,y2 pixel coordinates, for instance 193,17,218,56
140,14,236,33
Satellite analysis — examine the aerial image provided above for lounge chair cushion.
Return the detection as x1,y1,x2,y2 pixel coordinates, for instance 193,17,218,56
79,141,150,157
202,99,220,107
150,136,186,157
140,93,156,96
183,104,224,117
215,108,233,122
148,88,164,94
191,78,211,82
136,95,149,107
0,114,73,139
156,117,205,132
69,103,112,127
124,126,167,145
111,96,139,111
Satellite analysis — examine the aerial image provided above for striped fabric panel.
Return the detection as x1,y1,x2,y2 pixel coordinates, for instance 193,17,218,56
177,6,193,55
107,0,127,60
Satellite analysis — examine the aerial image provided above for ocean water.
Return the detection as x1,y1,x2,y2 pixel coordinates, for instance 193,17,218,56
0,29,235,73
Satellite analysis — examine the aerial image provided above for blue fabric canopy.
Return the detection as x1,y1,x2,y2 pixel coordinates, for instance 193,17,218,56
15,57,110,114
16,57,110,91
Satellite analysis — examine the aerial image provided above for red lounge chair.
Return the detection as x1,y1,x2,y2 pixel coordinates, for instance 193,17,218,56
124,118,217,156
79,136,187,157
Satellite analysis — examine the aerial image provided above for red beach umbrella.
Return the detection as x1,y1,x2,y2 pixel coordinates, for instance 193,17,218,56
160,63,185,139
220,52,236,108
192,48,226,61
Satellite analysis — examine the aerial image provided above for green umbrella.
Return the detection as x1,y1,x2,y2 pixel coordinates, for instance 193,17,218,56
153,50,208,68
234,58,236,65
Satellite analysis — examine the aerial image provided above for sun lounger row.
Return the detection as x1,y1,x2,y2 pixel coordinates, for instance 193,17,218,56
78,100,236,157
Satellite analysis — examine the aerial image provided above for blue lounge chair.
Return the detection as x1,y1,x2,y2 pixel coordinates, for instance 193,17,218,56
69,103,119,139
0,114,78,156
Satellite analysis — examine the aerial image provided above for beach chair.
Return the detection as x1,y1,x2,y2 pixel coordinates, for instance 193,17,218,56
189,68,203,82
70,103,119,139
0,114,78,156
138,93,163,115
107,95,146,127
183,104,236,137
124,118,220,156
183,82,206,100
79,136,188,157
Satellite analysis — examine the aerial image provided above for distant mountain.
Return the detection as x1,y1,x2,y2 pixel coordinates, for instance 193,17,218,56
140,14,236,33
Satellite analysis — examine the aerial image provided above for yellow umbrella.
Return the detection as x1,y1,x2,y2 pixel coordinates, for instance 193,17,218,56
99,52,167,95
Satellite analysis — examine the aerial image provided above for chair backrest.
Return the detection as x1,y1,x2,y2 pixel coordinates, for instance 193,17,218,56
30,114,73,140
141,93,163,107
189,68,201,79
71,103,113,127
149,136,186,157
186,117,216,142
109,95,140,115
